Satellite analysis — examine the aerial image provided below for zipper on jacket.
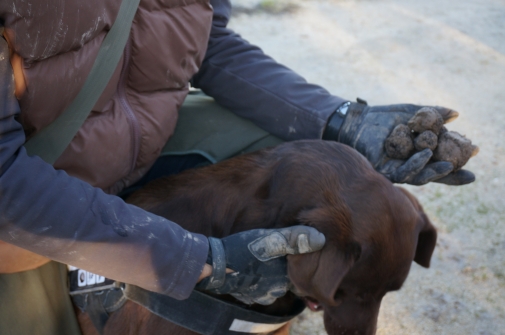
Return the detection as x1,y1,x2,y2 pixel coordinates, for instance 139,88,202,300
117,39,141,175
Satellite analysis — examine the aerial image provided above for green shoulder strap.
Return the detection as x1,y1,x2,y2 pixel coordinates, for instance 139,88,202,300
24,0,141,164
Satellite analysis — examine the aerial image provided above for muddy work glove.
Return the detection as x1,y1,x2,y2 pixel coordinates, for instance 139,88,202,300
196,226,325,305
323,101,477,185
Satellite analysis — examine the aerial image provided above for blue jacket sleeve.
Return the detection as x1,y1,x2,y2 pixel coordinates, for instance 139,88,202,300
0,39,208,300
191,0,347,141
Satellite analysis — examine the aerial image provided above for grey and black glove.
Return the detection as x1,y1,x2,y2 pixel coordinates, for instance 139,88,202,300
323,100,476,185
196,226,325,305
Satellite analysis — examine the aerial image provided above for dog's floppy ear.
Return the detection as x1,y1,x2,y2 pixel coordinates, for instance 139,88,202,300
397,187,437,268
287,244,358,306
287,205,360,306
414,212,437,268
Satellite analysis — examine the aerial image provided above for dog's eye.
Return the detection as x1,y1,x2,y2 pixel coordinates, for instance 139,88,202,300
334,289,346,304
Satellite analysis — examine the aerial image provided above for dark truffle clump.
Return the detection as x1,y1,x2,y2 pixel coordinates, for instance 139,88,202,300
414,130,438,151
384,108,478,170
407,107,444,135
385,124,414,159
433,131,479,170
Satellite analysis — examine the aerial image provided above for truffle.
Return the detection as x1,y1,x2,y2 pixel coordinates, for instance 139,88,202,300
407,107,444,135
414,130,438,151
433,131,479,170
385,124,414,159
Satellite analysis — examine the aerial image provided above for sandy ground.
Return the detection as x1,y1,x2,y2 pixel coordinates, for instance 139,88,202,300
228,0,505,333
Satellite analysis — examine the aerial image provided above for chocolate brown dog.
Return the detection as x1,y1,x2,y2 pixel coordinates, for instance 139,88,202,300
77,140,436,335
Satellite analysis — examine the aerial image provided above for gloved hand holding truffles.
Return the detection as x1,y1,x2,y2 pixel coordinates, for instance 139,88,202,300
324,101,478,185
385,107,479,171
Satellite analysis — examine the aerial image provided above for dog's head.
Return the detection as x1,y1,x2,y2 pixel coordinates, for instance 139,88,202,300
274,144,437,335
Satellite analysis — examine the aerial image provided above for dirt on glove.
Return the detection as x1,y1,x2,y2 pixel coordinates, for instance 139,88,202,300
385,108,478,170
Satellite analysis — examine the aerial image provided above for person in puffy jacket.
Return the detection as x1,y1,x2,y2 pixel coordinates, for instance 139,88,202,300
0,0,475,334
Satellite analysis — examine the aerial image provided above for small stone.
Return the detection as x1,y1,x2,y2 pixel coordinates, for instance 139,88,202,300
407,107,444,135
385,124,414,159
414,131,438,151
433,131,479,170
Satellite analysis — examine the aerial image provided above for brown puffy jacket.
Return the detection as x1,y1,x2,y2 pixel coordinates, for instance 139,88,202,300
1,0,213,194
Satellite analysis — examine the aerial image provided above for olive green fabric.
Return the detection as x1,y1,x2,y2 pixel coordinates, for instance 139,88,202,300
0,261,82,335
162,93,283,162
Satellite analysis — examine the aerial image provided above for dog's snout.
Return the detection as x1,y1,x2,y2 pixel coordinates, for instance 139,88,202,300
323,296,381,335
